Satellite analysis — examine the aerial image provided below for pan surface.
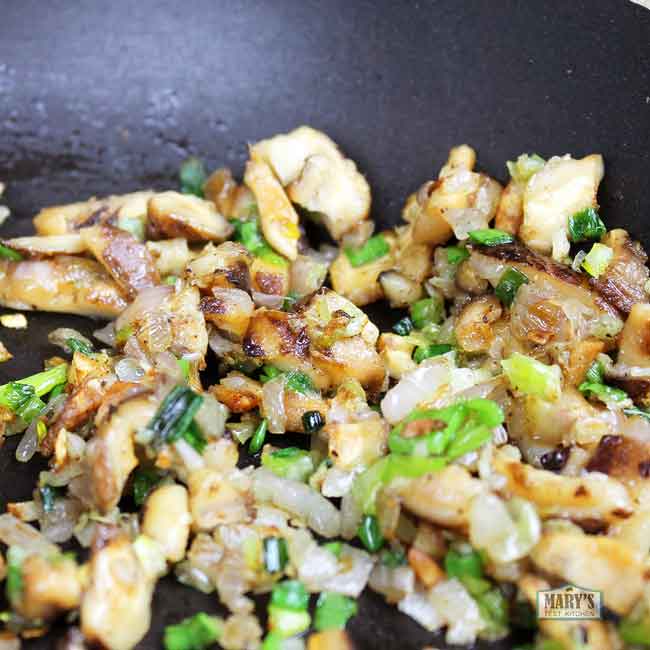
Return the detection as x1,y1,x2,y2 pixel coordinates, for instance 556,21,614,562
1,1,649,648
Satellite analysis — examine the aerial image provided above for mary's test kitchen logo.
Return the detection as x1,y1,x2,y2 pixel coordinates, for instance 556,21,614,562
537,584,602,620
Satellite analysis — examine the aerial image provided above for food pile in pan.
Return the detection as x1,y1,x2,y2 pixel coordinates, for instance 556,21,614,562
0,126,648,650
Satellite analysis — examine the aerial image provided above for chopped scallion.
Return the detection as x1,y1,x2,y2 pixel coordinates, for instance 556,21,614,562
358,514,384,552
261,446,314,482
444,548,484,581
410,296,444,329
176,358,190,380
39,485,64,512
132,468,163,506
468,229,515,246
581,242,613,278
501,353,561,401
164,612,222,650
263,537,289,573
5,546,26,606
624,406,650,421
65,338,93,355
322,541,343,558
302,410,325,433
115,324,134,345
314,592,358,631
495,267,529,307
181,420,207,454
344,235,390,267
248,418,268,454
392,316,414,336
584,360,604,384
579,381,629,406
232,219,288,268
413,343,453,363
445,245,470,265
0,244,22,261
568,207,606,243
380,548,406,567
619,616,650,646
179,157,207,198
506,153,545,184
270,580,310,611
143,385,204,448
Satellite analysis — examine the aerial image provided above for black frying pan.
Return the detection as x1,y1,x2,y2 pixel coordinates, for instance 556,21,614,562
1,1,649,648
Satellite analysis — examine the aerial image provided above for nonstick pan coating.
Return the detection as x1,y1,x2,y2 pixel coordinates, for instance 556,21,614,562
1,1,649,648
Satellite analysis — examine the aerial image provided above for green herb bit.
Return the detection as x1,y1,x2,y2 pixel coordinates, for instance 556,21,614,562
40,485,64,512
506,153,545,184
261,446,314,482
314,592,358,631
144,385,203,448
388,399,503,458
263,537,289,574
410,296,444,329
445,245,470,265
5,546,26,606
115,324,134,345
0,244,23,261
182,420,207,454
36,419,47,442
268,606,311,638
581,242,613,278
444,548,484,581
48,383,66,401
344,235,390,268
232,218,266,252
270,580,310,611
501,353,562,401
495,267,529,307
176,357,190,380
468,229,515,246
17,395,46,425
352,454,448,515
618,615,650,646
477,587,509,635
164,612,222,650
584,360,604,384
65,338,93,355
282,292,300,312
0,382,36,412
568,207,606,243
358,514,384,552
259,365,283,383
392,316,414,336
413,343,453,363
261,633,283,650
259,366,315,395
232,219,288,268
302,410,325,434
179,157,207,198
285,370,316,395
133,468,164,506
257,245,289,268
624,406,650,421
579,381,629,406
0,379,51,425
8,363,68,398
380,548,406,568
248,418,268,454
164,275,178,285
322,541,343,559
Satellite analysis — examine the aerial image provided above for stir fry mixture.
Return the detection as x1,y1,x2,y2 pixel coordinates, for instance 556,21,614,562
0,127,649,650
